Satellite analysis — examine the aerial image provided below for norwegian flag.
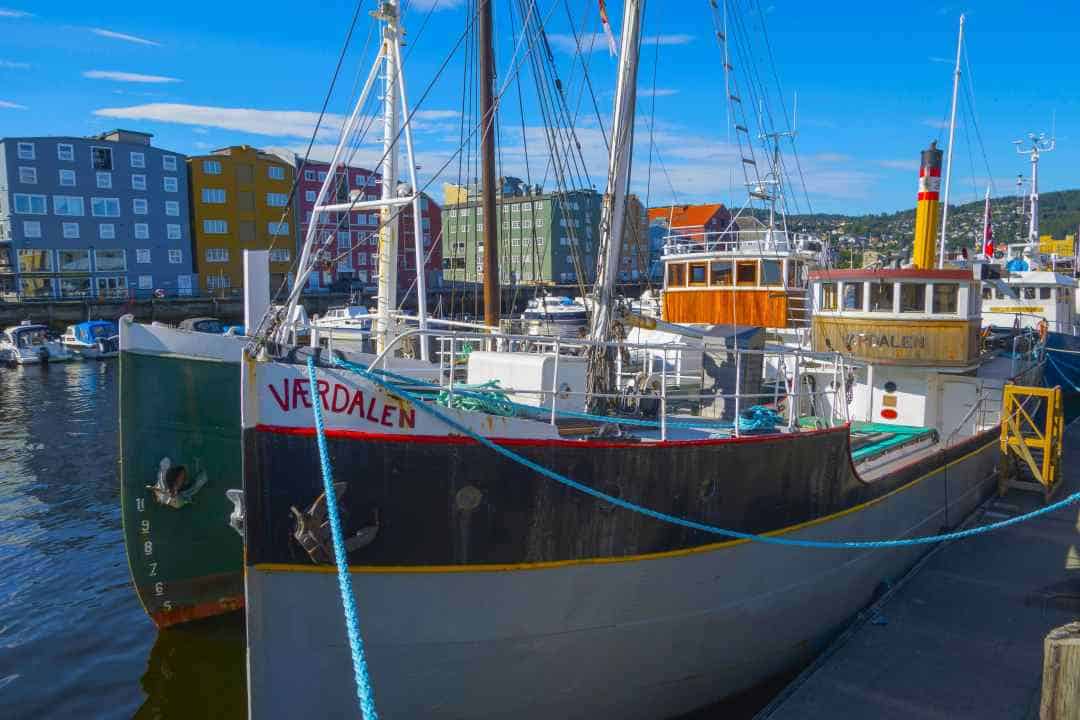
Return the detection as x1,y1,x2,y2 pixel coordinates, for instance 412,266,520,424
981,186,994,257
598,0,618,57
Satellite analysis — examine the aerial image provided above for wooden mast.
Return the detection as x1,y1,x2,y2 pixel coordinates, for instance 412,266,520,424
478,0,499,327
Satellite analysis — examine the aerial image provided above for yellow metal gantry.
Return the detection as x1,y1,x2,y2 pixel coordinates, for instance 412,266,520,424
1000,384,1064,500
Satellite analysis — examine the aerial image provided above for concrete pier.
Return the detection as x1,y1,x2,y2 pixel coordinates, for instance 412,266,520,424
759,421,1080,720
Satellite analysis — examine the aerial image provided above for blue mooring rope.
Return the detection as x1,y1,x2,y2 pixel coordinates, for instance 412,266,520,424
328,357,1080,550
306,357,379,720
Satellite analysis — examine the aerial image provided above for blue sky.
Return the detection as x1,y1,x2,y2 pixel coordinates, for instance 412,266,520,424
0,1,1078,215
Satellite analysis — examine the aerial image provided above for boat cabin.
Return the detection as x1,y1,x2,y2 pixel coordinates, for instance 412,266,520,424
3,323,49,349
982,271,1078,336
660,227,820,328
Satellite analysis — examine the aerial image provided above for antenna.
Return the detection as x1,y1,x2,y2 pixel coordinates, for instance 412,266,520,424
1014,132,1056,245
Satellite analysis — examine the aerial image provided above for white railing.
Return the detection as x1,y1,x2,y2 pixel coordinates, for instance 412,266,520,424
662,229,822,258
351,325,854,441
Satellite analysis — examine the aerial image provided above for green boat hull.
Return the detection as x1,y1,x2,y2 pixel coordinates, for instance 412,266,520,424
120,347,243,627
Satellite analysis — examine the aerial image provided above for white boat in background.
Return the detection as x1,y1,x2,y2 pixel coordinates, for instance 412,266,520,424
310,304,376,351
521,295,589,339
1,322,74,364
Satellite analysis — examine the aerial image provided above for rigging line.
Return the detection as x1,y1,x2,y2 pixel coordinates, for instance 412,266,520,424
561,0,610,156
960,89,979,207
261,0,367,314
507,0,537,293
961,41,995,195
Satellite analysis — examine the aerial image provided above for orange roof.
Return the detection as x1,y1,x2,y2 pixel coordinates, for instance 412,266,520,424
647,203,728,228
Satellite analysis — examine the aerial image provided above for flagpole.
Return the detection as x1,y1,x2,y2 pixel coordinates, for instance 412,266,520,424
981,185,992,258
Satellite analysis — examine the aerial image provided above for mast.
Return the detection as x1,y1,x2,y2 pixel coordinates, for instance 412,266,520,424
938,13,964,268
376,0,402,354
586,0,644,408
1014,132,1056,249
478,0,499,328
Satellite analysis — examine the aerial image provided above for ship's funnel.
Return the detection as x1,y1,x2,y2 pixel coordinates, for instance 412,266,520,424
912,141,943,269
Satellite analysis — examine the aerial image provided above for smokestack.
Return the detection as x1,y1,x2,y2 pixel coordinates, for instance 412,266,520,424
912,140,943,269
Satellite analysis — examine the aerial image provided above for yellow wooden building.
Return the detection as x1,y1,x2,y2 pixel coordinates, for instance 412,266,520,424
187,146,296,295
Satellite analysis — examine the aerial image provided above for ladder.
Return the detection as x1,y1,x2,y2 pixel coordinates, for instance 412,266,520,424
999,384,1064,501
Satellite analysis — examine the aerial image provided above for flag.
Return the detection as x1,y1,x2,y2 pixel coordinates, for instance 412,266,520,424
981,186,994,257
598,0,618,57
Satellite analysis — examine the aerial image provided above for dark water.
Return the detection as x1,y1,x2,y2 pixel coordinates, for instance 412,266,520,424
0,361,790,719
0,362,245,720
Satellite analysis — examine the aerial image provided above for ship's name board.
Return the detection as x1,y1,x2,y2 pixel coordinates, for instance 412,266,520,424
268,378,416,429
844,332,927,350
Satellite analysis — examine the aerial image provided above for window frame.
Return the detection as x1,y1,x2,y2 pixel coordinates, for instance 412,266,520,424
735,260,758,287
90,145,113,171
129,151,146,169
162,155,177,171
56,143,74,162
16,142,35,160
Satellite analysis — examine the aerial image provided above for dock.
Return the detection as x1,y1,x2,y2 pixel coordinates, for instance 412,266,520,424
758,420,1080,720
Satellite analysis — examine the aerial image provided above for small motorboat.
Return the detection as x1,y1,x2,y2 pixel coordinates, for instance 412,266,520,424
521,295,589,339
62,320,120,359
178,317,229,334
1,321,74,364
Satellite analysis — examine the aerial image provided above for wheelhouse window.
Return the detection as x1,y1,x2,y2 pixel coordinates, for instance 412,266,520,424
981,286,993,300
761,260,782,286
710,260,732,286
667,263,686,287
735,260,757,286
688,262,707,286
1040,287,1052,300
868,281,893,312
842,282,862,310
932,283,959,314
820,282,837,310
1023,286,1036,300
900,283,926,313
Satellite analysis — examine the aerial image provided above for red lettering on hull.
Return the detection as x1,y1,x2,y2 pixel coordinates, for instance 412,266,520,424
266,376,415,433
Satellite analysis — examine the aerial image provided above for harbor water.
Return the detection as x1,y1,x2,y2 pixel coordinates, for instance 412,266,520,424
0,362,244,719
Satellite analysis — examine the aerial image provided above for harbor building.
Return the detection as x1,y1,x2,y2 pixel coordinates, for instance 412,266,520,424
294,158,442,295
618,194,650,282
0,130,194,299
187,146,296,296
441,177,601,285
646,202,737,242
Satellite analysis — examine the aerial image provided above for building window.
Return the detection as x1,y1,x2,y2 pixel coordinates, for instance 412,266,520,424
17,249,54,273
22,220,41,238
129,174,146,191
266,192,288,207
94,248,127,271
95,172,112,189
317,171,327,182
54,195,86,216
163,176,178,193
205,248,229,263
201,188,226,204
91,197,120,217
168,249,182,264
59,169,76,187
162,155,177,171
270,248,290,263
535,217,544,228
305,190,317,202
95,276,127,298
164,201,179,216
57,143,74,162
207,274,231,289
133,198,149,215
932,283,959,315
91,146,113,171
18,166,36,184
868,281,894,312
130,151,146,169
268,165,285,180
203,219,228,234
134,223,149,239
268,221,289,236
178,275,192,292
99,223,116,239
136,248,152,264
304,169,316,181
138,275,153,290
17,142,34,160
167,224,181,240
14,193,47,214
62,222,80,239
203,159,222,175
57,249,90,272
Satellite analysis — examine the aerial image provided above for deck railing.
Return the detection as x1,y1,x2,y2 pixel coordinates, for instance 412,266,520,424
662,229,822,258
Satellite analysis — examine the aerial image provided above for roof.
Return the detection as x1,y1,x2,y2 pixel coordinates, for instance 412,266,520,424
809,268,975,282
646,203,729,229
1006,270,1079,287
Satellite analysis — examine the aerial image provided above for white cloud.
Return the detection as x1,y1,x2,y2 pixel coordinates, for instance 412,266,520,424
547,33,694,55
93,102,460,140
0,99,28,109
90,28,161,46
84,70,181,83
879,159,918,171
0,59,29,69
0,8,32,18
639,88,679,97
